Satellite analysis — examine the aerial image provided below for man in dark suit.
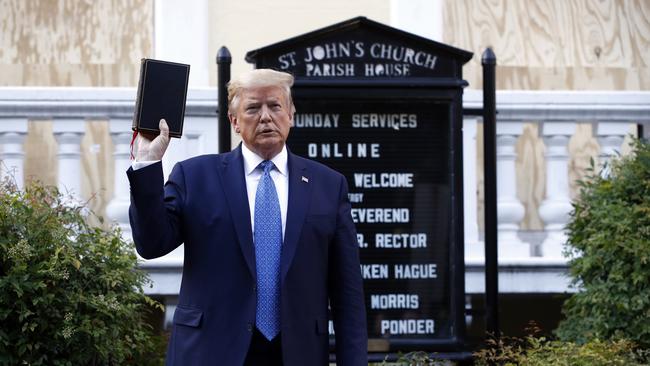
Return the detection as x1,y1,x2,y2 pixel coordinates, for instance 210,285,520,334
128,69,367,365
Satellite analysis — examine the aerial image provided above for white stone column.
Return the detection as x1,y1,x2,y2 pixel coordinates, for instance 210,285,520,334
154,0,209,87
105,118,134,240
596,122,628,177
496,122,530,258
463,117,482,259
52,118,86,201
0,119,28,189
538,122,576,259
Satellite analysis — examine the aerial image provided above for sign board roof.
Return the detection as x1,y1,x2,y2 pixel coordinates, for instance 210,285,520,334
246,16,473,80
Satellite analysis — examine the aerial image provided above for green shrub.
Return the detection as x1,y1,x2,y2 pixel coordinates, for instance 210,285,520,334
0,180,165,365
473,336,650,366
555,139,650,348
378,351,449,365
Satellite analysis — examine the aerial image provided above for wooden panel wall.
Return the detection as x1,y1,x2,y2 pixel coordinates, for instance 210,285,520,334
443,0,650,90
0,0,153,86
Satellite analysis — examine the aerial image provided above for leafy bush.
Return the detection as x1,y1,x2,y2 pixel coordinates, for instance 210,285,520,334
0,180,164,365
378,351,448,365
473,335,650,366
555,139,650,348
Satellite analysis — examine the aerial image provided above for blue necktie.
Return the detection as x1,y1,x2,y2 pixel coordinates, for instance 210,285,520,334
254,160,282,340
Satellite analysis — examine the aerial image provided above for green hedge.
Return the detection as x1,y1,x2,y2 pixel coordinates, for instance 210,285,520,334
474,336,649,366
0,181,165,365
373,338,649,365
556,139,650,348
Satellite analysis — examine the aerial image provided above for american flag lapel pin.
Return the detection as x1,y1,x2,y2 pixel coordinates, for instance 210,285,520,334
301,176,309,183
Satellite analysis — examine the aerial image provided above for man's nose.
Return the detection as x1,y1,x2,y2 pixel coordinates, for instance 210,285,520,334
259,105,272,122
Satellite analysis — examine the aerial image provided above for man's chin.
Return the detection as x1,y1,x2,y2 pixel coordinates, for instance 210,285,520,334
256,134,283,144
252,140,285,158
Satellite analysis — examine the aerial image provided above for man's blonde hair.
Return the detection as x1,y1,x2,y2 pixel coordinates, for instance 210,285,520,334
227,69,295,114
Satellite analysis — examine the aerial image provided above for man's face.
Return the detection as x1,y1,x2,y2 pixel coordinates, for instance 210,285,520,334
230,85,293,160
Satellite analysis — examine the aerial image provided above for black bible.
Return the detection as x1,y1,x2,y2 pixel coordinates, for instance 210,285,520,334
132,59,190,138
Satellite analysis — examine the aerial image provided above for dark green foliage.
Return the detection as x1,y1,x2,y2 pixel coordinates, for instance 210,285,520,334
379,351,448,365
473,335,650,366
0,180,165,365
556,139,650,348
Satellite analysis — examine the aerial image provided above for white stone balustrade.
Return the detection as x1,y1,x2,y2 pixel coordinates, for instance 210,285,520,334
1,88,649,297
462,90,649,294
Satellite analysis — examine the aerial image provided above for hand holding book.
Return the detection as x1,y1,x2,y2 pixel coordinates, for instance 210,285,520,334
134,119,170,161
131,58,189,161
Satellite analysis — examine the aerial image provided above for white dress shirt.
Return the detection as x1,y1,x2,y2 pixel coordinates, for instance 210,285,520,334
241,143,289,241
132,144,289,240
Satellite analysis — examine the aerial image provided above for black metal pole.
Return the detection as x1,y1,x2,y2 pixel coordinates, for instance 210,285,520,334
638,123,647,142
217,46,232,153
482,47,499,338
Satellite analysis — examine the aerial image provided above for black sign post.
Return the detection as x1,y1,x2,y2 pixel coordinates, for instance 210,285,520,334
482,48,499,339
217,46,232,153
246,17,473,360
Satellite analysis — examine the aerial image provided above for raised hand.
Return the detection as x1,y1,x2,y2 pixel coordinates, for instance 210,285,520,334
135,119,170,161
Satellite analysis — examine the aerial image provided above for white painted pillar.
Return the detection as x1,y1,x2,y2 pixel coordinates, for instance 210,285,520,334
154,0,209,87
105,118,134,240
52,119,86,200
596,122,628,177
463,117,482,259
496,122,530,258
0,119,28,189
538,122,576,259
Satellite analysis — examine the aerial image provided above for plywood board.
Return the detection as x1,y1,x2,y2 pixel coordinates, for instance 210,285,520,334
0,0,153,86
443,0,650,90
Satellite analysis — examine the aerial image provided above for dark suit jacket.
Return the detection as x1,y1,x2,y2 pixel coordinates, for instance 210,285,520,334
127,145,367,365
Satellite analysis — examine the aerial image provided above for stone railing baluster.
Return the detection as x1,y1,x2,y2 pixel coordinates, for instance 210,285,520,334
52,118,86,202
596,122,628,177
538,122,576,259
496,121,530,258
0,119,28,189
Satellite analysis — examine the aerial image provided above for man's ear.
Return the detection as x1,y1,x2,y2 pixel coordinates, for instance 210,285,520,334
288,105,295,127
228,113,240,133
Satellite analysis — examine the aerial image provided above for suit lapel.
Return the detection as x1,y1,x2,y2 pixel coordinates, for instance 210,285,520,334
219,146,256,279
282,152,312,284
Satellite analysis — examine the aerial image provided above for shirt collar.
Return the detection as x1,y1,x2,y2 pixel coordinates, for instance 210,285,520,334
241,143,288,177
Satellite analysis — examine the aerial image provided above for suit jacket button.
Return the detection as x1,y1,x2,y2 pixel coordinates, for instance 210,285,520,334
247,323,253,332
